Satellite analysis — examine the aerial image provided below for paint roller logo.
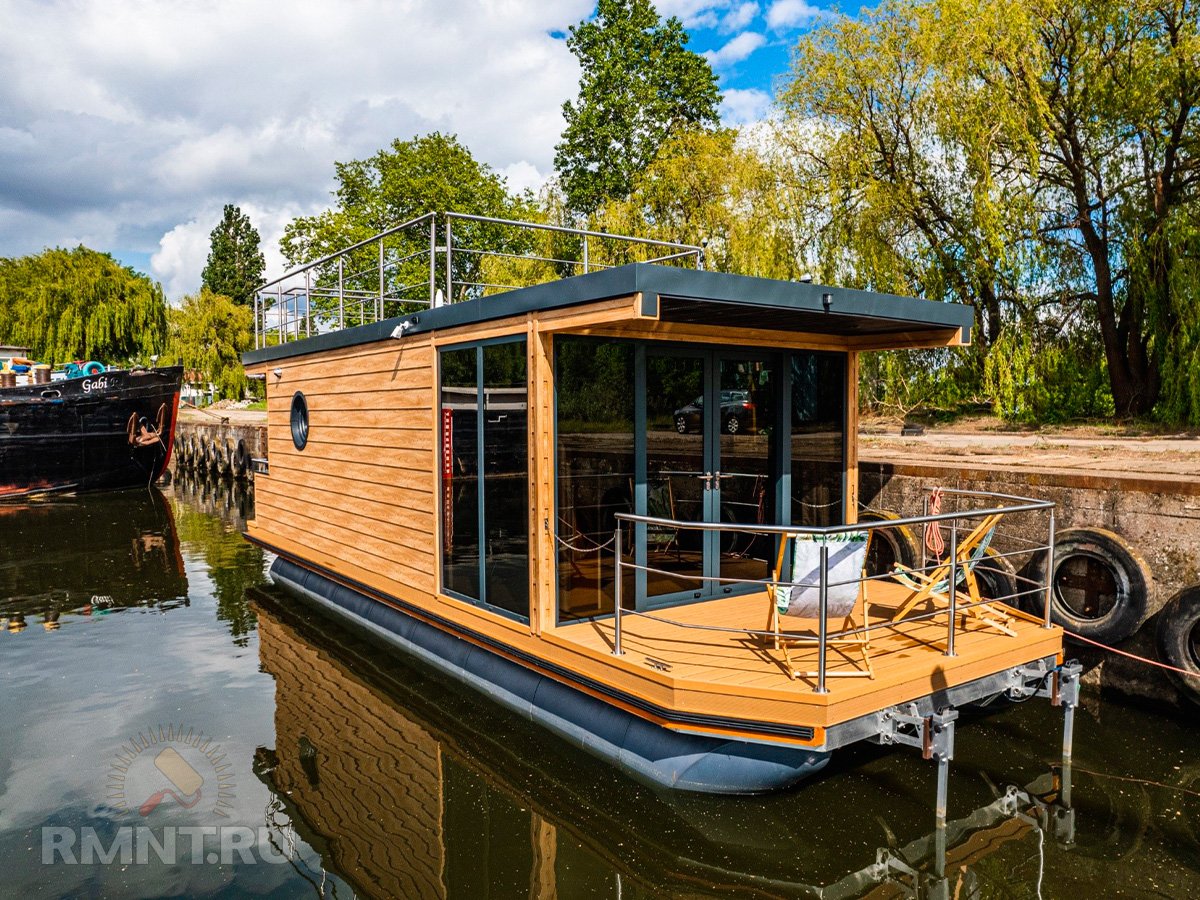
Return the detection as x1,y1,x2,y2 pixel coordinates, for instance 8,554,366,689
107,724,237,820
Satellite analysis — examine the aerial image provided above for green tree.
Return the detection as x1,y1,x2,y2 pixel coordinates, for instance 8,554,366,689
201,204,265,307
593,127,800,277
0,246,166,364
777,0,1200,422
555,0,722,215
282,133,532,310
164,288,253,400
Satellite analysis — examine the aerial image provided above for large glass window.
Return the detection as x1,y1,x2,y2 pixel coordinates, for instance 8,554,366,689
441,347,480,601
555,337,635,621
791,352,846,526
482,342,529,618
439,340,529,620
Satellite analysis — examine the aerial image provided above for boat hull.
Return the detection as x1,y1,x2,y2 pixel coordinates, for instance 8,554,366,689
0,367,182,499
268,556,831,794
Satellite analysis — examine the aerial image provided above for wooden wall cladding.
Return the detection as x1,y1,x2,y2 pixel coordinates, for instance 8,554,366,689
254,337,439,596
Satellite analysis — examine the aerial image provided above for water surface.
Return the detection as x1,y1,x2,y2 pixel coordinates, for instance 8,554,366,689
1,482,1197,898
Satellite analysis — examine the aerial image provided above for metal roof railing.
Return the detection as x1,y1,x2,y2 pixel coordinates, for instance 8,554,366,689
253,212,704,349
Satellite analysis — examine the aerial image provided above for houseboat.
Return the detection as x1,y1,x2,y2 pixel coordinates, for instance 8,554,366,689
0,364,181,499
243,213,1077,794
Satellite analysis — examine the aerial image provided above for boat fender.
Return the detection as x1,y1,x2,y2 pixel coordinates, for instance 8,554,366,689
205,437,219,473
232,439,250,478
1037,527,1150,645
81,361,105,376
858,507,920,576
219,439,234,477
1155,585,1200,706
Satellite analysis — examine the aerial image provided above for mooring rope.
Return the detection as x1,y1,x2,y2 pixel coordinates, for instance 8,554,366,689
924,488,946,559
1065,629,1200,679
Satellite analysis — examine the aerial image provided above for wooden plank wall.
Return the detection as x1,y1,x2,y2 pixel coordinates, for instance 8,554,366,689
255,337,440,602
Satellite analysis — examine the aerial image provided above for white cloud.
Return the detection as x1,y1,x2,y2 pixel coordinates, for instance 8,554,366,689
721,88,773,125
704,32,767,67
0,0,592,298
499,161,551,196
656,1,728,28
721,2,760,32
150,200,305,302
765,0,822,30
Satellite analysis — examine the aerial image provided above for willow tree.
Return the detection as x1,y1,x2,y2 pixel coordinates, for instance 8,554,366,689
593,127,802,278
0,246,167,364
164,288,253,400
777,0,1200,421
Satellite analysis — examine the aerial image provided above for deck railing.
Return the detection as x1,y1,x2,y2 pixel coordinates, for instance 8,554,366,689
252,212,705,348
611,488,1056,694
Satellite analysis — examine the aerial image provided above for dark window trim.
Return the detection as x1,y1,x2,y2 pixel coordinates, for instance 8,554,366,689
290,391,309,451
438,335,530,623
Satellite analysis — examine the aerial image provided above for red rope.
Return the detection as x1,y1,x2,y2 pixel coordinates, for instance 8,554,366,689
924,488,945,559
1064,629,1200,680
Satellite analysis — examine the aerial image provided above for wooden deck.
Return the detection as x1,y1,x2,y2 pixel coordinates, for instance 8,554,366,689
546,580,1062,731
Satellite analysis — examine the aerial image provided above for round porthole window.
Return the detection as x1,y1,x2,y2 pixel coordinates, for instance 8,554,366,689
290,391,309,450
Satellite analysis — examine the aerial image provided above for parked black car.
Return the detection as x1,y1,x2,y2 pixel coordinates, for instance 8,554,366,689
673,390,756,434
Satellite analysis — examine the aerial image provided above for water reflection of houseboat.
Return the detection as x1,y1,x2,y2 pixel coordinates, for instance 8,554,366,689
0,487,187,626
243,214,1077,793
253,593,1076,899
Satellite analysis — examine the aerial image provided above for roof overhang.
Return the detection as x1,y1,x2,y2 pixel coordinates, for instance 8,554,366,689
243,263,973,365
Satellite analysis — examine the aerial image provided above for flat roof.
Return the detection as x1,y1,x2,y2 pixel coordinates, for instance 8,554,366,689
243,263,974,365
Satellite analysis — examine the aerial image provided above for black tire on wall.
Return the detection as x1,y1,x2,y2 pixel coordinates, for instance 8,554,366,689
1155,586,1200,706
974,546,1019,606
218,439,234,478
859,508,921,578
232,439,250,479
1035,527,1150,645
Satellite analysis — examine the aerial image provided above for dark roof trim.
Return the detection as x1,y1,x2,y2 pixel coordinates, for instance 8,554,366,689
243,263,973,365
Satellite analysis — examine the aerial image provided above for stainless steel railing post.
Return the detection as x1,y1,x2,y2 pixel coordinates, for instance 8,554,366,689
613,524,623,656
583,234,589,273
945,521,958,657
428,217,437,305
378,239,385,321
445,218,453,303
815,543,830,694
276,285,283,343
338,257,345,329
1043,509,1056,628
305,270,312,337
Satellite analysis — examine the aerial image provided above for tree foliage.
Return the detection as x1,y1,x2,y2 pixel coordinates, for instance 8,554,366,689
555,0,722,215
282,133,533,312
778,0,1200,422
164,288,253,400
202,204,265,307
0,246,166,364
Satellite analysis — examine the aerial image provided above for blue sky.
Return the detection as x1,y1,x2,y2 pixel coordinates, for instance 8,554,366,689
0,1,840,298
660,0,833,124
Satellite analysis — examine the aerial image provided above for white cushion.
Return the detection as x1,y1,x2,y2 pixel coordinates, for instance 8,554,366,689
778,532,868,618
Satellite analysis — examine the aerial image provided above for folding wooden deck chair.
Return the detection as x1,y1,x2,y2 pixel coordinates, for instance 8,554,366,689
889,513,1016,636
766,531,874,680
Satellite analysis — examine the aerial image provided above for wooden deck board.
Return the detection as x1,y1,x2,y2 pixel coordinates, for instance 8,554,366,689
547,581,1059,713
